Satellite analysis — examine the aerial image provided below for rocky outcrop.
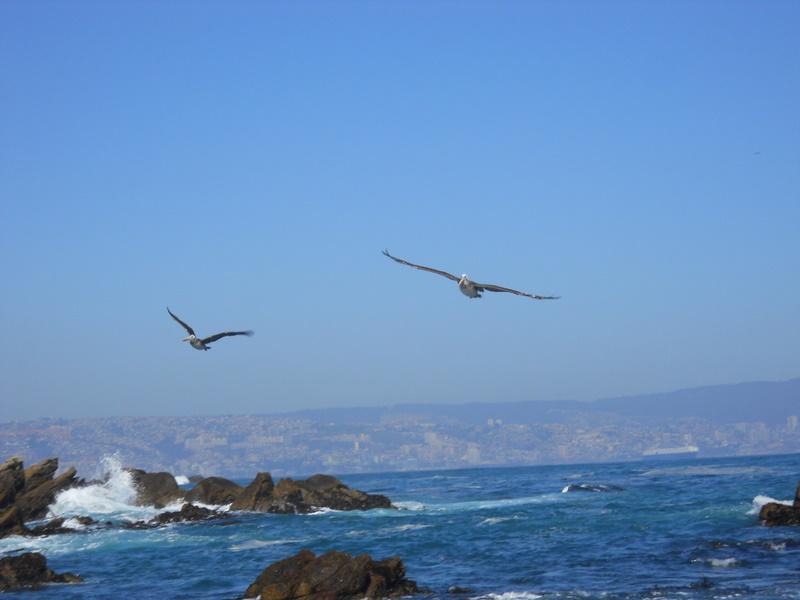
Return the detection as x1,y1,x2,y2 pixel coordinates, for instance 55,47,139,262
0,552,82,590
27,516,96,537
185,477,243,505
128,469,186,508
243,549,419,600
759,482,800,526
23,458,58,492
0,458,25,510
16,466,78,520
233,473,392,514
231,472,274,511
0,457,80,537
0,505,27,538
153,503,224,525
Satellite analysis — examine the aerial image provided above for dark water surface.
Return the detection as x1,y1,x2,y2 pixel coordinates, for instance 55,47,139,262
1,453,798,599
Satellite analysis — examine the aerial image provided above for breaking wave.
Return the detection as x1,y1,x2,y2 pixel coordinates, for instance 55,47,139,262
48,455,169,522
748,495,793,515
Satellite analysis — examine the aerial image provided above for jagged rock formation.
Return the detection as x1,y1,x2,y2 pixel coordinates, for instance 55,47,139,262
232,472,392,514
0,457,79,538
231,472,275,511
759,482,800,526
0,552,82,590
244,549,419,600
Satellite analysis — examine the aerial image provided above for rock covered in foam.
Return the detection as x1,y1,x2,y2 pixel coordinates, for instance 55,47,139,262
759,481,800,526
243,549,419,600
0,552,82,590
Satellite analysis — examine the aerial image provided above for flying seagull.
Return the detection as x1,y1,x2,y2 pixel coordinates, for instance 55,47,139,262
167,307,254,351
382,250,559,300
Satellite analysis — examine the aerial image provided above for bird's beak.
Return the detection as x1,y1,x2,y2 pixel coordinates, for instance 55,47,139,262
182,337,190,342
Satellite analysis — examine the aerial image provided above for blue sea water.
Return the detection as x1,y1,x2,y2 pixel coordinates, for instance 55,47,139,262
1,453,799,599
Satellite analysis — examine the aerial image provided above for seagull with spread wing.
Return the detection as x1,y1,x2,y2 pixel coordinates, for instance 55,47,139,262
382,250,559,301
167,307,254,351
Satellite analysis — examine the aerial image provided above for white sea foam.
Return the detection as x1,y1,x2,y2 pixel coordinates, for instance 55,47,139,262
61,517,89,530
748,495,792,515
308,506,340,515
709,557,738,568
175,475,190,485
479,516,516,526
475,592,544,600
48,455,154,521
395,494,558,514
769,542,786,551
229,539,304,552
394,501,428,511
383,523,430,533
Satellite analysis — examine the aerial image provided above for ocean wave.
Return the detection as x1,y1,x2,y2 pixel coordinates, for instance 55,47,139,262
479,516,520,526
474,592,544,600
383,523,431,533
747,495,793,515
229,539,305,552
709,557,738,568
560,483,623,493
394,494,559,514
48,455,155,522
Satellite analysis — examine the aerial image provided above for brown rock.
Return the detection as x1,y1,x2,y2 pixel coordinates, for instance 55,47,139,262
0,506,28,538
153,503,223,524
794,481,800,508
0,457,25,510
185,477,243,506
244,549,419,600
23,458,59,493
128,469,186,508
16,467,78,520
231,472,274,511
760,501,800,526
0,552,82,590
267,475,392,514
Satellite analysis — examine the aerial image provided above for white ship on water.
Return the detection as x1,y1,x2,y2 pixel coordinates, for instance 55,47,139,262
641,445,700,460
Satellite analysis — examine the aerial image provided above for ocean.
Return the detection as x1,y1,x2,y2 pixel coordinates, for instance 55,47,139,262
1,452,798,599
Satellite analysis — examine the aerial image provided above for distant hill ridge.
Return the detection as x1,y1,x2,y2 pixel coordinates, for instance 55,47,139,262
284,377,800,426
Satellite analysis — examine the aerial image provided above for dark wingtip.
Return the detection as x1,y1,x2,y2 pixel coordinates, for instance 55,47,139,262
382,248,390,256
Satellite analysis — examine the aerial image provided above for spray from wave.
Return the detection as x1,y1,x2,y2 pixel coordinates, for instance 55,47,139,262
48,455,165,522
748,495,793,515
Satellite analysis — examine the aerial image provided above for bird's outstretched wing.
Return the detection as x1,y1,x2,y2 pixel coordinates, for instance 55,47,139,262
201,330,254,344
473,283,560,300
382,249,460,282
167,307,195,335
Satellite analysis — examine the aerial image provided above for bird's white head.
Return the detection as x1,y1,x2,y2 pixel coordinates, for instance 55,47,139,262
182,335,195,343
459,274,469,284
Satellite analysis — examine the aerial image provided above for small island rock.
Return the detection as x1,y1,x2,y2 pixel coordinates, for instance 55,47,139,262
0,552,82,590
244,549,419,600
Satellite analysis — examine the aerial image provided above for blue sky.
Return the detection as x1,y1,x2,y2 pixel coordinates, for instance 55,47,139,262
1,1,798,420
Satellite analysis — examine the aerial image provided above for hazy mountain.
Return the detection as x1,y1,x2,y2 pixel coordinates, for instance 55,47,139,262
285,377,800,426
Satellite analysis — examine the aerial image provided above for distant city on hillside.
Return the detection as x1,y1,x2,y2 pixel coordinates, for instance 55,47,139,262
2,378,798,479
